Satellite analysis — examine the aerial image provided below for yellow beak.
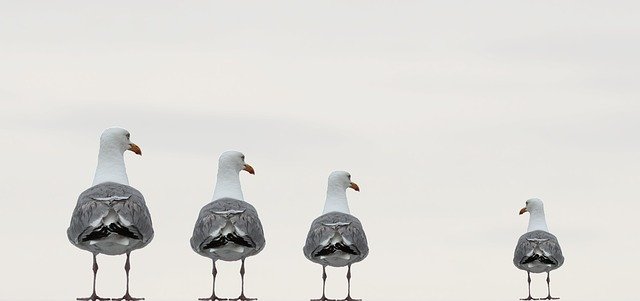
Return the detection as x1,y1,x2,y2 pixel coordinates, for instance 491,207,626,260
128,143,142,156
243,163,255,175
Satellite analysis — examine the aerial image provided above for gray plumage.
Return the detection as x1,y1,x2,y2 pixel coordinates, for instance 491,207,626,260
67,182,154,256
304,211,369,267
513,230,564,274
191,197,265,262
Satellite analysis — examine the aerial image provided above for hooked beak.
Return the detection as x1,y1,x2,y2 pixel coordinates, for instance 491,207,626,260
519,207,527,215
128,143,142,156
243,163,255,175
349,182,360,192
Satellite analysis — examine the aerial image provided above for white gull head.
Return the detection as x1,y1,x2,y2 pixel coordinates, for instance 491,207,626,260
212,150,255,201
322,171,360,214
92,127,142,186
519,197,549,232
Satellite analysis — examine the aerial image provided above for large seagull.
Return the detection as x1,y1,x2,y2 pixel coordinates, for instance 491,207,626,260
304,171,369,301
513,198,564,300
191,151,265,301
67,127,154,301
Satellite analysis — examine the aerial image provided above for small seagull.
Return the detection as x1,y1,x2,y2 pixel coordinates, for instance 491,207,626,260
67,127,154,301
513,198,564,300
304,171,369,301
191,151,265,301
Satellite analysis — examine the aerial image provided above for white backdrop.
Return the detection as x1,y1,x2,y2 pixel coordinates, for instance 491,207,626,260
0,1,638,301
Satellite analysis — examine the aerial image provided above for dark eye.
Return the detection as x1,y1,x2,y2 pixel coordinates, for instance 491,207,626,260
126,133,130,139
241,155,245,160
348,174,351,179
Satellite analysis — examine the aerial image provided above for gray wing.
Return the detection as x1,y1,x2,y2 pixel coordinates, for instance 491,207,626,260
190,203,227,252
233,202,265,252
67,189,111,245
513,230,564,270
303,212,369,265
191,198,265,255
111,185,154,244
67,182,154,248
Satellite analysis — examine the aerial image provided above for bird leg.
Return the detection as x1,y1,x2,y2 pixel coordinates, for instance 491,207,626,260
77,253,110,301
229,259,256,301
199,260,228,301
520,272,539,300
112,252,144,301
311,265,336,301
338,265,361,301
540,272,559,300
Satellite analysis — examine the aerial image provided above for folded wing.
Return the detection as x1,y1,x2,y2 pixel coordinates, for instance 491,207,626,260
67,182,154,255
513,230,564,272
191,198,265,260
304,212,369,267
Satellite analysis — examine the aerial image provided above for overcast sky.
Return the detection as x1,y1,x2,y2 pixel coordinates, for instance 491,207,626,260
1,1,639,301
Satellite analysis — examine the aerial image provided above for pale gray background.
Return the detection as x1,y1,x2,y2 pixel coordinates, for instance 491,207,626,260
0,1,638,300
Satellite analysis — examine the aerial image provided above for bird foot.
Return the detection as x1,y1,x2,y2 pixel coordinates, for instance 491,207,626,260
311,297,337,301
77,293,110,301
540,297,559,300
112,293,144,301
198,297,229,301
520,297,539,300
338,297,361,301
228,294,256,301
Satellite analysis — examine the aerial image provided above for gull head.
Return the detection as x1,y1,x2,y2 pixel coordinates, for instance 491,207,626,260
100,127,141,155
328,170,359,192
519,198,544,215
219,150,254,175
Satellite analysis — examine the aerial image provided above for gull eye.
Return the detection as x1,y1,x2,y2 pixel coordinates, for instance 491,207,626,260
241,155,245,160
126,133,130,139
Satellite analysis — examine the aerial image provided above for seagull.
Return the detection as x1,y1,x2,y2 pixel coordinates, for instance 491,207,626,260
67,127,154,301
513,198,564,300
191,151,265,301
304,171,369,301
